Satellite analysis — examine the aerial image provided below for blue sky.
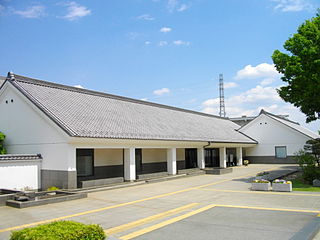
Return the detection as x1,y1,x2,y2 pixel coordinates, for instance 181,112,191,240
0,0,319,131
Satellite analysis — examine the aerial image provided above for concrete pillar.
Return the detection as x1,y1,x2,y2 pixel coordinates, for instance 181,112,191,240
167,148,177,175
236,147,243,166
219,147,227,168
124,148,136,181
197,148,205,169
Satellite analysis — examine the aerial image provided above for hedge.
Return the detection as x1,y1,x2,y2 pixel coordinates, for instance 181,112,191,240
10,221,106,240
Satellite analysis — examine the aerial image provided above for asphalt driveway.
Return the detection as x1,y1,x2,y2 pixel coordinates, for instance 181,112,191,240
0,164,319,240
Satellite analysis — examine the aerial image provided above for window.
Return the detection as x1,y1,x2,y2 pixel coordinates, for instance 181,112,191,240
76,149,94,177
275,146,287,159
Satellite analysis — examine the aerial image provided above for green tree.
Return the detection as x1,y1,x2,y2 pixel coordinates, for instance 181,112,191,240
304,138,320,164
272,11,320,122
0,132,6,154
296,138,320,183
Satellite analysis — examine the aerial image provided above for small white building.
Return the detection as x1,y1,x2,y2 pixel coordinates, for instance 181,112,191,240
0,73,256,190
238,110,319,163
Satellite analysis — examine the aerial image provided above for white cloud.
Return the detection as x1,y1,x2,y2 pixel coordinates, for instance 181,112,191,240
0,5,5,15
173,40,190,46
153,88,170,95
234,63,280,80
224,82,238,89
160,27,172,33
177,4,189,12
159,41,168,46
145,41,151,45
272,0,315,12
62,1,91,21
202,98,220,107
14,5,46,18
74,85,84,89
260,78,277,86
167,0,189,12
201,85,282,117
137,14,154,21
167,0,179,12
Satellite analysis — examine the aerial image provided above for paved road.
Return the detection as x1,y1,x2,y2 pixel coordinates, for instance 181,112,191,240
0,164,319,240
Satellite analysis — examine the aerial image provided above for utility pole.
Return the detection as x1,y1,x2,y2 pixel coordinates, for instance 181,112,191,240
219,74,226,117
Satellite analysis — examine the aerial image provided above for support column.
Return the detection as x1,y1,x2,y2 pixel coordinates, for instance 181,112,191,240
197,148,205,169
167,148,177,175
124,148,136,181
219,147,227,168
236,147,243,166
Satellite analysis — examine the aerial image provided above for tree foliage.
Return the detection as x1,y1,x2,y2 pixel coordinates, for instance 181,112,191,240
272,11,320,122
295,138,320,183
304,138,320,164
0,132,6,155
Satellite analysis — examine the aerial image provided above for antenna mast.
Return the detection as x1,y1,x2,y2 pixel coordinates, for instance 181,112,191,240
219,73,226,117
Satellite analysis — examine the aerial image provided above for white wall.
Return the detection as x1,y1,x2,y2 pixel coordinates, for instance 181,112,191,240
0,84,74,171
240,114,311,157
177,148,185,161
142,149,166,163
94,149,123,166
0,160,41,190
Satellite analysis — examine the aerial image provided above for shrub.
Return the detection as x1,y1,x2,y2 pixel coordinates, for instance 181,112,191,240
10,221,106,240
0,132,6,154
273,179,291,184
295,150,320,184
252,179,270,183
46,186,60,191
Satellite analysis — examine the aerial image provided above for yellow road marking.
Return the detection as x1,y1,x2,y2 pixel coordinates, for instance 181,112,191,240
0,166,278,233
119,204,216,240
200,188,320,197
215,204,320,214
104,203,199,235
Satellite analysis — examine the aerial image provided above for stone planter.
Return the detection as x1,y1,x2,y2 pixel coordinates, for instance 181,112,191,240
251,182,271,191
272,183,292,192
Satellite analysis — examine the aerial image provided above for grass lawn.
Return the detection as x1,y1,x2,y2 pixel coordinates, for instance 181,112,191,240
292,177,320,192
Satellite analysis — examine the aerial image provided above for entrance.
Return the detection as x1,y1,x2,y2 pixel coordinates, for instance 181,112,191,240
205,148,219,167
185,149,198,168
135,149,142,174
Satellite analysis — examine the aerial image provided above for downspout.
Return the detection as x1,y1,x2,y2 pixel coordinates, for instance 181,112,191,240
203,141,211,149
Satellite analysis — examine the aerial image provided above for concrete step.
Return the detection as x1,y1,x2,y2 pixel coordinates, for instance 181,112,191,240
205,167,233,175
137,172,169,180
79,177,124,188
145,174,187,183
178,168,206,176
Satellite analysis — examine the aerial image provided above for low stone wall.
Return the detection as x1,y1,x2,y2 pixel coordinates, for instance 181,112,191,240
245,156,296,164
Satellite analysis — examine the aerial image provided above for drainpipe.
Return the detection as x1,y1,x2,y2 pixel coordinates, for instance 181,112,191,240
203,141,211,149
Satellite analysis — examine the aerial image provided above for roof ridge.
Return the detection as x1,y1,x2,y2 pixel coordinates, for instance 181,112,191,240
260,109,299,125
12,73,228,121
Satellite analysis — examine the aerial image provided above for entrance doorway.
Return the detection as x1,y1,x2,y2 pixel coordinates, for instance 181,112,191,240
185,149,198,168
135,149,142,174
205,148,219,167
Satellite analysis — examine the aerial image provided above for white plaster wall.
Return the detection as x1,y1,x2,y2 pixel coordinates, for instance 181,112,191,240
176,148,185,161
94,149,123,166
240,114,311,156
142,149,167,163
0,84,74,171
0,160,41,190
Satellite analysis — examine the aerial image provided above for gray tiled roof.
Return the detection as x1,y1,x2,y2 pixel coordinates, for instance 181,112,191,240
0,154,42,161
8,74,256,143
0,76,5,87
